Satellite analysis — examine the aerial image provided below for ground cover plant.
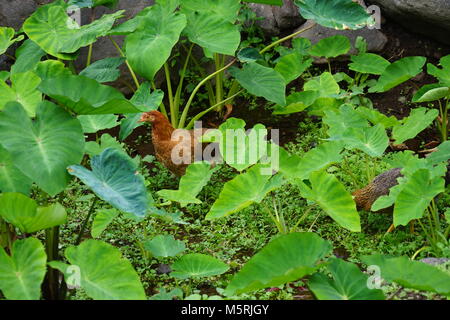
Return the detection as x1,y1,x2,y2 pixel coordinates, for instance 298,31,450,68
0,0,449,300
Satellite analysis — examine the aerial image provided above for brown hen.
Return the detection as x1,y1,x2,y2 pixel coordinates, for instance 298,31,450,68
139,111,214,176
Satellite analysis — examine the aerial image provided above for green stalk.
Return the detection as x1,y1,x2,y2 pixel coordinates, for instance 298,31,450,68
164,62,176,126
178,58,237,128
108,36,140,90
75,198,97,245
151,81,168,118
86,8,96,67
174,43,194,122
185,89,244,129
214,53,224,110
259,22,316,54
44,226,60,300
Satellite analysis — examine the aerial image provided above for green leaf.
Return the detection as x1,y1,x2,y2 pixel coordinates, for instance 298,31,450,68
158,162,217,207
340,124,389,157
23,2,123,59
11,40,46,74
68,148,150,217
0,71,42,117
91,208,119,238
144,235,186,258
80,57,125,83
171,253,229,279
237,47,263,63
356,107,399,128
369,56,426,93
0,145,32,194
0,101,85,196
412,84,450,103
0,71,9,82
229,62,286,105
0,193,67,233
242,0,282,5
78,114,119,133
294,0,373,30
181,0,241,23
0,27,24,55
308,258,385,300
64,240,146,300
304,72,340,97
150,287,183,300
427,55,450,86
309,35,351,58
392,107,439,144
427,141,450,164
362,254,450,296
272,91,318,115
203,118,268,171
323,104,368,138
35,60,73,80
275,53,312,84
119,84,164,141
206,165,284,220
85,133,126,157
39,74,142,114
183,12,240,56
226,232,332,295
298,171,360,232
125,4,186,81
349,53,390,75
393,169,445,227
278,142,343,180
0,238,47,300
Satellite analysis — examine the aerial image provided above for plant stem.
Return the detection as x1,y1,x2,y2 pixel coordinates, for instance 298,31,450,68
185,89,244,129
86,8,96,67
75,197,97,245
214,53,224,110
259,22,316,54
178,58,237,128
164,62,176,126
174,43,194,121
108,36,140,90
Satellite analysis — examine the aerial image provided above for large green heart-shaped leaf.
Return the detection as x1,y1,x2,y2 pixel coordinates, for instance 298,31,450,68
362,254,450,296
304,72,340,97
125,4,187,81
323,104,369,138
85,133,126,158
35,60,73,81
0,145,32,194
202,118,268,171
0,238,47,300
272,91,318,115
0,71,42,117
226,232,332,295
68,0,119,8
427,55,450,86
392,107,439,144
275,53,312,84
0,101,85,196
308,258,385,300
294,0,373,30
206,165,284,220
23,1,123,59
340,124,389,157
183,11,240,56
298,171,360,232
10,40,46,74
356,107,399,128
80,57,125,83
158,162,217,207
369,56,426,93
171,253,229,279
0,193,67,233
62,240,146,300
68,148,150,217
78,114,119,133
309,35,351,58
119,83,164,141
412,84,450,103
427,141,450,165
229,62,286,105
393,169,445,227
0,27,24,56
39,74,142,115
349,53,390,75
144,235,186,258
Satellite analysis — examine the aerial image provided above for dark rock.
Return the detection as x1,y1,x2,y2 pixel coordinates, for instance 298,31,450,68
248,0,305,36
367,0,450,45
156,263,172,275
